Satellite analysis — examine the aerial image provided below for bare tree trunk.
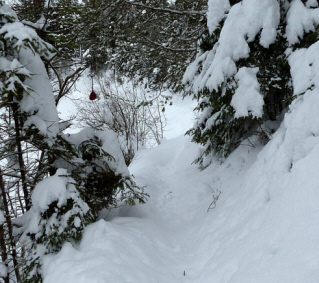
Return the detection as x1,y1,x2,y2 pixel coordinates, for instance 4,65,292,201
0,172,21,282
12,103,30,211
0,221,9,283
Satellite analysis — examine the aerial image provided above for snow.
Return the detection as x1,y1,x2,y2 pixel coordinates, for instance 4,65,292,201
65,127,129,176
183,0,280,94
163,95,197,139
0,4,59,138
0,57,29,75
0,3,18,22
22,15,47,31
286,0,319,45
285,40,319,165
0,21,39,49
306,0,319,8
17,169,90,240
31,169,76,213
57,70,197,141
231,67,264,118
0,210,4,225
288,41,319,95
19,48,59,138
207,0,230,35
96,130,129,176
0,263,7,278
13,1,319,280
42,71,319,282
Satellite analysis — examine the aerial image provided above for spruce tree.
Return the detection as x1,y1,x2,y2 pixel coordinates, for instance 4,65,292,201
0,3,147,282
0,2,60,281
16,169,94,283
183,0,294,165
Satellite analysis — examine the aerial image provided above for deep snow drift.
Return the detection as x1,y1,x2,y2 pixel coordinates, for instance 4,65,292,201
43,85,319,282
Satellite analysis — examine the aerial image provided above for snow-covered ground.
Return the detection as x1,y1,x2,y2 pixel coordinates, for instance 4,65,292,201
43,78,319,282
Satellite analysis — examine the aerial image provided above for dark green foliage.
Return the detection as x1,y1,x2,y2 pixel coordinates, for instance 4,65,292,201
291,26,319,50
74,137,119,214
237,31,292,121
81,0,207,90
12,0,45,23
70,136,147,217
13,0,206,91
20,174,95,283
187,1,295,163
199,30,216,52
0,3,148,282
188,83,261,161
14,0,81,53
18,132,147,282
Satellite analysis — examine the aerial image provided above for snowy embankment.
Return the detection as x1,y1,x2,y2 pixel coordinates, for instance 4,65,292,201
44,83,319,282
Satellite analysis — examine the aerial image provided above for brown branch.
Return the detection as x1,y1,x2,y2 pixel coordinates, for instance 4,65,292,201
55,66,87,106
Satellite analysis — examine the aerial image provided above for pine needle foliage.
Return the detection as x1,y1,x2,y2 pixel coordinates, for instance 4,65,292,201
185,0,295,164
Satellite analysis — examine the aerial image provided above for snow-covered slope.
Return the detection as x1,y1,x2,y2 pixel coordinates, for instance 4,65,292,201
43,84,319,282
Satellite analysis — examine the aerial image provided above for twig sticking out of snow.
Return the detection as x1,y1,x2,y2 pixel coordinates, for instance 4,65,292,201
207,190,221,212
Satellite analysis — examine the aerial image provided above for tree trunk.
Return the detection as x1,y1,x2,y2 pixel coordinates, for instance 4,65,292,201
0,172,21,282
11,103,30,211
0,221,9,283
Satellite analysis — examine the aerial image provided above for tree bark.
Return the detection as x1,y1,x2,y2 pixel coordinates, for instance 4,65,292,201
11,103,30,210
0,221,9,283
0,172,21,282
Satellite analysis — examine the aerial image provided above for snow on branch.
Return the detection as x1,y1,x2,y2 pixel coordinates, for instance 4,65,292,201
184,0,280,93
286,0,319,45
231,67,263,118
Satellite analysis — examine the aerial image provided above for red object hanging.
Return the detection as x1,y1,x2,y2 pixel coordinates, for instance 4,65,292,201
89,91,97,100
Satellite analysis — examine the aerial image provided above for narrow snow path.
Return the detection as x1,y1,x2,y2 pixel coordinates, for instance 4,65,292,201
124,135,259,282
44,95,218,282
44,92,319,282
42,135,206,282
127,136,211,281
43,130,255,283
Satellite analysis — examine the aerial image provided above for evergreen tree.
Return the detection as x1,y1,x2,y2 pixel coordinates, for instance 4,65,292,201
0,2,60,281
13,0,207,92
0,3,147,282
61,128,148,216
106,0,207,91
183,0,297,165
13,0,87,106
16,169,94,283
